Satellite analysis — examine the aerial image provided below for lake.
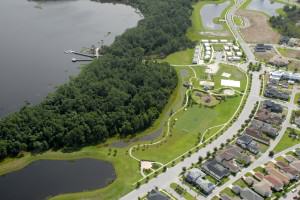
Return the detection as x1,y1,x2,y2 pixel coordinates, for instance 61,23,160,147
200,1,230,30
0,159,116,200
247,0,284,16
0,0,142,117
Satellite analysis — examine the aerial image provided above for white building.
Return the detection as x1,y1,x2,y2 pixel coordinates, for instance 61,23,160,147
236,52,243,56
224,46,230,51
205,46,211,51
226,52,233,56
232,56,241,61
204,55,211,60
233,45,240,51
220,39,228,43
210,39,218,43
270,71,300,81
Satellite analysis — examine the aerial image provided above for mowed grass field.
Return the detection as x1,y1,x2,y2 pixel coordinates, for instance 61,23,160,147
162,49,195,65
133,64,246,163
213,63,247,92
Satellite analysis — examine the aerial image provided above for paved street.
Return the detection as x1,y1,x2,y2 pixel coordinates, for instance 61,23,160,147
207,86,298,199
120,0,262,199
120,73,261,200
120,0,300,199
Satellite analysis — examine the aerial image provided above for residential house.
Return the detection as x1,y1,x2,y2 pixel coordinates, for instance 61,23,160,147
202,159,230,180
285,155,298,163
195,178,216,194
253,180,272,198
265,164,290,185
250,119,278,138
245,128,270,145
185,168,216,195
295,149,300,158
264,87,289,101
215,149,240,174
185,168,206,182
236,135,260,154
263,100,283,113
243,176,256,186
282,166,300,180
147,189,170,200
254,44,272,52
290,160,300,169
255,109,284,125
264,175,284,191
275,160,289,169
254,172,264,181
239,187,264,200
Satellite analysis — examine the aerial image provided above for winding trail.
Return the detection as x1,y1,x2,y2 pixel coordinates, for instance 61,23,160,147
120,0,261,198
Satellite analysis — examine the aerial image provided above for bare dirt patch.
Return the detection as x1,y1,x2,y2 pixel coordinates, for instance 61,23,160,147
237,10,280,44
254,51,277,63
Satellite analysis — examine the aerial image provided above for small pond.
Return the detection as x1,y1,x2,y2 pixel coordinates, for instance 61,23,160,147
200,1,230,30
247,0,284,16
0,159,116,200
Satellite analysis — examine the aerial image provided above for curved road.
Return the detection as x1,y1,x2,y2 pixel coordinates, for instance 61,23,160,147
120,0,260,199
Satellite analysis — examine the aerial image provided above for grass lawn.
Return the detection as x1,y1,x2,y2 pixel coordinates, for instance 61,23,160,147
186,0,234,41
253,166,265,174
294,92,300,104
170,183,197,200
162,49,195,65
220,187,237,198
205,175,219,185
273,128,300,153
213,63,247,92
133,64,245,163
277,47,300,60
233,16,243,26
233,179,247,188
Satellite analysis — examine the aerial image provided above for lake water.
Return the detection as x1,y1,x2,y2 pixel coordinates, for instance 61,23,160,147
247,0,284,16
200,1,230,30
0,159,116,200
0,0,141,117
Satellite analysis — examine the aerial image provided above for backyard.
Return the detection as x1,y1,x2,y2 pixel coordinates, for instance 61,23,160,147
273,128,300,153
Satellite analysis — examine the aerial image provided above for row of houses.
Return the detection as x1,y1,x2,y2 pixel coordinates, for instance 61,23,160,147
243,154,300,199
185,168,216,195
270,70,300,82
237,101,284,153
192,45,202,64
254,44,272,53
224,44,242,62
201,39,229,43
185,146,252,195
220,152,300,200
264,85,290,101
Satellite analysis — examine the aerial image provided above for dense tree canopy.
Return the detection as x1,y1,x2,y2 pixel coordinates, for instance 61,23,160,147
0,0,195,159
270,5,300,38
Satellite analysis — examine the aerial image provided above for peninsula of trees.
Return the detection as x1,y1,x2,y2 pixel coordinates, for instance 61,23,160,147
0,0,195,159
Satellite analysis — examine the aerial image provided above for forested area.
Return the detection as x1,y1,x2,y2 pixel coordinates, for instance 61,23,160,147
0,0,195,159
270,5,300,38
